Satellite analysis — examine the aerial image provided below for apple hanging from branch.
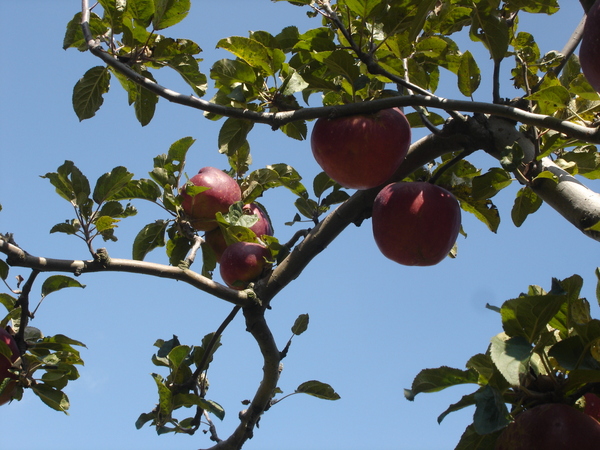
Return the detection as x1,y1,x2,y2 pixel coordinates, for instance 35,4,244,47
495,403,600,450
180,167,242,231
310,108,412,190
219,242,272,290
371,181,461,266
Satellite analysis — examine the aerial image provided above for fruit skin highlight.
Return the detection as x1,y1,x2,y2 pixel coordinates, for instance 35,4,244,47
219,242,271,290
181,167,242,231
494,403,600,450
580,0,600,92
310,108,411,190
0,328,20,406
371,181,461,266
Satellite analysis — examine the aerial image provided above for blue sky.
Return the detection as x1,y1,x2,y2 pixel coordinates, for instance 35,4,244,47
0,2,598,450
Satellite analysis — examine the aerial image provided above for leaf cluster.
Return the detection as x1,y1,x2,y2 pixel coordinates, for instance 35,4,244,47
135,334,224,435
0,270,86,413
405,272,600,449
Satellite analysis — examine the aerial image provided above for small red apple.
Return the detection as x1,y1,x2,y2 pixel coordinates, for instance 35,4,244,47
181,167,242,231
584,393,600,422
244,203,274,238
310,108,411,190
0,328,20,406
580,0,600,92
372,181,461,266
219,242,271,290
495,403,600,450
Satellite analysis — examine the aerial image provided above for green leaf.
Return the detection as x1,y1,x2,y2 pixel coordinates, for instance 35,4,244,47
31,384,70,413
0,260,9,281
165,54,207,97
470,6,510,62
99,0,126,34
93,166,134,204
404,366,479,401
291,314,309,335
217,36,284,76
459,198,500,233
152,0,190,30
471,168,512,200
63,12,107,51
457,50,481,97
473,385,510,434
295,380,340,400
342,0,383,19
455,423,503,450
526,85,571,115
437,391,478,424
511,187,542,227
134,70,159,126
320,50,360,84
42,161,91,208
41,276,86,298
501,294,568,343
489,334,532,386
151,373,173,417
219,118,254,156
280,121,308,141
111,179,162,201
72,66,111,121
0,293,17,313
211,59,257,87
133,221,168,260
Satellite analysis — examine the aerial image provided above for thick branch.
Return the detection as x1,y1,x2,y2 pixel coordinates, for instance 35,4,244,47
531,158,600,240
201,305,281,450
0,239,251,307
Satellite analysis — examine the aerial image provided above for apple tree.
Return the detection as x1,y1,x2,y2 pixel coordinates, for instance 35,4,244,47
3,0,600,448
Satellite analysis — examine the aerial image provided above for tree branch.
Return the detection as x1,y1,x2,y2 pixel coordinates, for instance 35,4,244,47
200,305,281,450
0,238,252,307
78,3,600,145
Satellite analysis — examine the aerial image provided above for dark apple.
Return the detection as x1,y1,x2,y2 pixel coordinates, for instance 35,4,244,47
372,181,461,266
205,203,274,262
181,167,242,231
0,328,20,406
310,108,411,190
495,403,600,450
219,241,271,290
580,0,600,92
584,393,600,422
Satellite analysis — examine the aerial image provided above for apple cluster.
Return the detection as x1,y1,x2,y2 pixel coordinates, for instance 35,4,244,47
181,167,273,290
311,108,461,266
0,328,20,405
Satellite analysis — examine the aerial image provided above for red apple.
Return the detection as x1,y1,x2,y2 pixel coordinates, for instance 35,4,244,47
219,242,271,290
244,203,274,238
181,167,242,231
205,203,274,262
580,0,600,92
310,108,411,190
0,328,20,406
495,403,600,450
372,181,461,266
584,393,600,422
